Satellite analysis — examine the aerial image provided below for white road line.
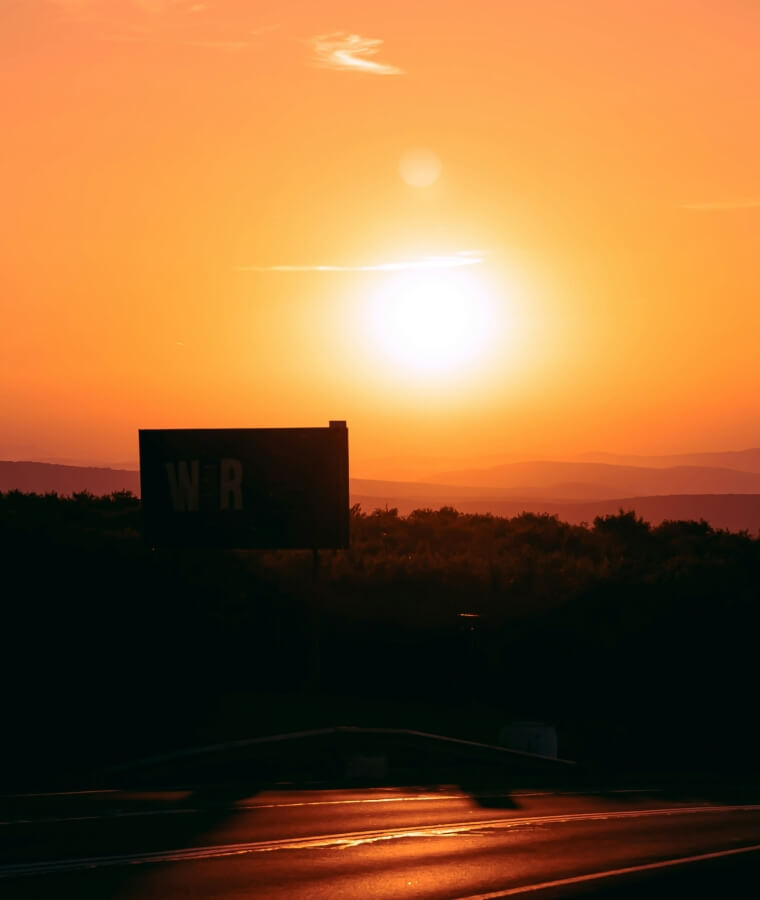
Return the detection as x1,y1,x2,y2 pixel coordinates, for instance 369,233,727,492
0,786,660,802
2,803,760,878
247,788,665,808
238,792,466,810
453,842,760,899
0,788,666,826
0,796,463,827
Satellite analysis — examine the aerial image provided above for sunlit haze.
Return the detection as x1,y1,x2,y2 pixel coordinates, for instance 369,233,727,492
2,0,759,476
3,6,760,882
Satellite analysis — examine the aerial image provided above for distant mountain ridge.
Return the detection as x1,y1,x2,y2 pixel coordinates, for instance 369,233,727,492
6,459,760,501
3,460,760,532
423,460,760,497
0,461,139,496
575,448,760,472
353,448,760,481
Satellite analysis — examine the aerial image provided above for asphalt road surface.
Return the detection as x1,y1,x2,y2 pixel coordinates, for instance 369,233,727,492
2,784,760,897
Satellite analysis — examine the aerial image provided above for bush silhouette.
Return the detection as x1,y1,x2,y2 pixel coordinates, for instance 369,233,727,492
1,491,759,781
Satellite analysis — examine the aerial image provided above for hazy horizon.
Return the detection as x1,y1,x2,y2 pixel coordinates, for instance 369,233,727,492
5,442,760,483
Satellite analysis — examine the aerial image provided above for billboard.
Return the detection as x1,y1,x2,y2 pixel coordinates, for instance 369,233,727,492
139,422,349,549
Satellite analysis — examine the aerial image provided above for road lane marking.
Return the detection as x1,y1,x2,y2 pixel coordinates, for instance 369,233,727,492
0,785,660,802
453,842,760,899
239,788,664,809
0,788,666,826
2,803,760,878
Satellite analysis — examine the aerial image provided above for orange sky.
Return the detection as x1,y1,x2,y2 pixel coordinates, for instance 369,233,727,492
2,0,759,477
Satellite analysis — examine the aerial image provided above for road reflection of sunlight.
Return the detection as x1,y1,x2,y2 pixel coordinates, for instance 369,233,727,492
107,784,502,897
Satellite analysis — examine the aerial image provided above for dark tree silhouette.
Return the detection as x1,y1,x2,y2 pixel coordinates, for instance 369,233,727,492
1,492,759,786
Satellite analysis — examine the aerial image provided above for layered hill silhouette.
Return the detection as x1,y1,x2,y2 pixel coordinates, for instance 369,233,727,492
0,461,139,496
575,448,760,472
4,457,760,533
355,447,760,481
423,460,760,498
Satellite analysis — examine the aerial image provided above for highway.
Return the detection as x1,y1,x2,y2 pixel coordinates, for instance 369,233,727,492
2,784,760,897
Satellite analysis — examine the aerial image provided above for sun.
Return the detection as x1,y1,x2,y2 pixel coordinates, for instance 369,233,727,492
367,269,496,376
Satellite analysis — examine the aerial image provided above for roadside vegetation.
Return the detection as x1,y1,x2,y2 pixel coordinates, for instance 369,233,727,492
2,490,758,783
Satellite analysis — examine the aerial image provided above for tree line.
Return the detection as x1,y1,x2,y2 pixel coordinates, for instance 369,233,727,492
2,490,758,783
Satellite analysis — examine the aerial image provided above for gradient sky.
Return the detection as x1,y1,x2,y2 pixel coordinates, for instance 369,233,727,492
2,0,759,475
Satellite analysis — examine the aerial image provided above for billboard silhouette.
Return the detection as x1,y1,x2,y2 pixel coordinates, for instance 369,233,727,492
139,421,349,549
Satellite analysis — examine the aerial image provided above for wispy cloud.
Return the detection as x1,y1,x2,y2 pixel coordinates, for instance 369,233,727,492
103,33,260,49
311,32,402,75
682,199,760,211
237,252,484,273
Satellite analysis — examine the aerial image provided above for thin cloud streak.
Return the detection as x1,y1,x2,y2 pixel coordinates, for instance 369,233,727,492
312,32,402,75
682,199,760,210
103,34,259,49
237,253,484,273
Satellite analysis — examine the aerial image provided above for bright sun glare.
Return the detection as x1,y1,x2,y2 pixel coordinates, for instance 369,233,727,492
368,269,496,376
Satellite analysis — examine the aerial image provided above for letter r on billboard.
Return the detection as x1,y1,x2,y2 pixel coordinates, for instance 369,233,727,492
219,458,243,510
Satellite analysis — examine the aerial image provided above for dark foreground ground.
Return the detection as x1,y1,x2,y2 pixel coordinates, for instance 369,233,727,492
3,493,760,895
4,491,760,790
2,783,760,898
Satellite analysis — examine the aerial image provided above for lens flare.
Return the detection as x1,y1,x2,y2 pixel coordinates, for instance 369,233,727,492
399,148,442,187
